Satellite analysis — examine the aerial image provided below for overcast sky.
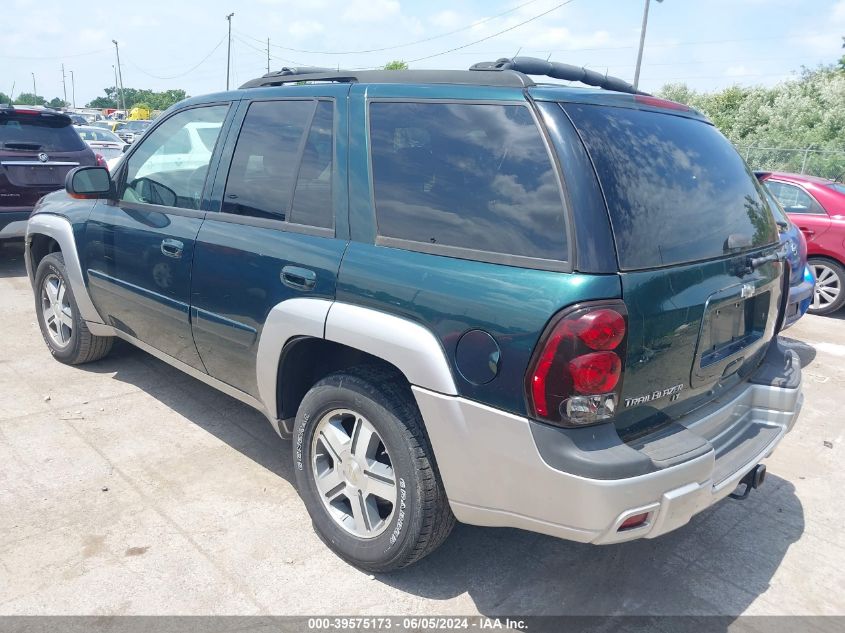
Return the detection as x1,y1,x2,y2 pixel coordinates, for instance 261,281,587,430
1,0,843,106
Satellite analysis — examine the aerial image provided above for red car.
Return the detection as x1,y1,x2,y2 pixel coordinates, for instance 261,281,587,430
758,171,845,315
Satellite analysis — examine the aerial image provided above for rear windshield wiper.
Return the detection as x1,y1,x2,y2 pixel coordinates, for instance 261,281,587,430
1,142,43,151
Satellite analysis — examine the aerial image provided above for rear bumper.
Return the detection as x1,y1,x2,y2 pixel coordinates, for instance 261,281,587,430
415,340,802,544
0,209,32,240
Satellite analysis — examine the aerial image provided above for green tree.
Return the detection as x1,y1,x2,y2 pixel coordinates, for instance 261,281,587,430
86,87,187,110
384,60,408,70
14,93,46,106
0,91,10,105
47,97,65,109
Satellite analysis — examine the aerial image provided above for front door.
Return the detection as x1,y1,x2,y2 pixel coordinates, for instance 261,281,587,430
190,87,349,396
82,104,232,369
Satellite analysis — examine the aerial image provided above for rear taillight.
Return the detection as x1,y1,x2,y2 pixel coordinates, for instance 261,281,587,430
526,301,628,427
95,153,107,169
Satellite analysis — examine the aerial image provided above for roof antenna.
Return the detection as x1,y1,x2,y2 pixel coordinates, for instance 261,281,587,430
546,52,552,61
513,47,522,58
8,81,14,105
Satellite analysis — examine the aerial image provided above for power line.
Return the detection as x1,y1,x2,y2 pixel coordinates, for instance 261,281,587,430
405,0,576,64
125,36,227,80
235,0,550,55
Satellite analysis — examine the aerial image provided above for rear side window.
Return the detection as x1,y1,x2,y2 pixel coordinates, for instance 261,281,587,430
0,113,86,152
369,102,568,265
223,99,334,229
765,181,825,214
563,104,778,270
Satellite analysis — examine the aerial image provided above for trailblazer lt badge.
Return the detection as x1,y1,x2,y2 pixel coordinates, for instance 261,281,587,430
625,384,684,408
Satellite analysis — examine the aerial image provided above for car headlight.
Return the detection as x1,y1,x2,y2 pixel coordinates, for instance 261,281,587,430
803,265,815,285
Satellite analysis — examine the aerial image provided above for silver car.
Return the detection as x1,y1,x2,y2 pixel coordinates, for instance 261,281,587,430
75,126,127,164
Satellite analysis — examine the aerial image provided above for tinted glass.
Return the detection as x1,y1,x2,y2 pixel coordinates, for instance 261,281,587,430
0,114,86,151
827,183,845,195
369,102,567,262
765,181,824,214
222,100,314,221
120,105,228,210
563,104,778,270
761,186,789,227
290,101,334,228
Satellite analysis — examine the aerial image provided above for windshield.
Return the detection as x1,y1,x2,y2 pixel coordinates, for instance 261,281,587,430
562,103,778,270
125,121,150,131
78,128,123,143
0,113,86,151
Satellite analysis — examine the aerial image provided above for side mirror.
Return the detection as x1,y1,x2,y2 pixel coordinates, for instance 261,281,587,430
122,143,129,153
65,166,112,199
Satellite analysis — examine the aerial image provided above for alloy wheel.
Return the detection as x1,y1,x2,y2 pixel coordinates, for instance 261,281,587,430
311,408,398,539
40,273,73,348
811,263,841,311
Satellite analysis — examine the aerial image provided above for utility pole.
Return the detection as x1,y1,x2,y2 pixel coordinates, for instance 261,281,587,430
267,37,270,74
70,70,76,109
112,65,121,112
112,40,125,115
633,0,663,91
31,73,36,100
225,13,235,90
61,64,68,108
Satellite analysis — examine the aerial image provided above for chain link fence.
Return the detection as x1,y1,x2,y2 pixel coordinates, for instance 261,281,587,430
734,145,845,181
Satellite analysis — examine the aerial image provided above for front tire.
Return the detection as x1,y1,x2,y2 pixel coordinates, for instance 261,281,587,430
34,252,113,364
293,366,455,572
808,258,845,315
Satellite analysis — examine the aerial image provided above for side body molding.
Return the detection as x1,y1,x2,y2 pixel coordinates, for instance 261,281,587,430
256,299,459,424
256,298,333,421
25,214,114,337
324,302,458,396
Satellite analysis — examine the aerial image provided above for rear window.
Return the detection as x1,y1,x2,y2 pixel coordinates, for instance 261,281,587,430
827,182,845,195
0,113,86,152
563,104,778,270
369,101,568,266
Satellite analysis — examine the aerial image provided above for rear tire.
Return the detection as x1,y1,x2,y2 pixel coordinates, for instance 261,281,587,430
34,253,113,364
293,365,455,572
808,258,845,316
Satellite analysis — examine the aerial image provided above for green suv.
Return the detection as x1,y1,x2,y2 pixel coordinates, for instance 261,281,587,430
24,58,802,571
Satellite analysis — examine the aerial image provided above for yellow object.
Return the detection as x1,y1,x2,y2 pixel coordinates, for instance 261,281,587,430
128,106,151,121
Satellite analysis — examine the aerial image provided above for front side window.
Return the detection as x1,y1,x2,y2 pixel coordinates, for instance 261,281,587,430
765,181,825,214
369,101,568,263
223,99,334,229
120,105,228,210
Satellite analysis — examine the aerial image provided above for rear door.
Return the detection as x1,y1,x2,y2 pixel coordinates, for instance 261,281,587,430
557,101,782,438
82,103,232,369
765,179,832,244
189,86,349,397
0,108,95,209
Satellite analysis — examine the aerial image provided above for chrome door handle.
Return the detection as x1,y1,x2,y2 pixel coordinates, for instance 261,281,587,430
281,265,316,291
161,238,184,258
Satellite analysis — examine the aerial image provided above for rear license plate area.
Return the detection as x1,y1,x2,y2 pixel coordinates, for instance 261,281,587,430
9,166,70,186
699,290,770,368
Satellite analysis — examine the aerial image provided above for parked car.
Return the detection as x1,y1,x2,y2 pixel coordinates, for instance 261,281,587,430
116,119,152,145
758,171,845,314
755,174,813,327
1,105,98,241
25,59,802,571
69,114,88,126
90,120,121,132
75,126,127,165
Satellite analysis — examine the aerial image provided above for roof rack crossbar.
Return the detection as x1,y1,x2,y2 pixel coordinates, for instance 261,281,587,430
469,57,646,95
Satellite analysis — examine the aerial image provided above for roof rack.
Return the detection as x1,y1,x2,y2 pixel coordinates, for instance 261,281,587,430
239,67,533,89
469,57,646,95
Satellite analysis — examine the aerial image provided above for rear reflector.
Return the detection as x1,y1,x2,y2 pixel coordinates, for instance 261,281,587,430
618,512,649,531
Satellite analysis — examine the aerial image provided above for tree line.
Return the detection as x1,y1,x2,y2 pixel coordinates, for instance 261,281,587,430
657,40,845,179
